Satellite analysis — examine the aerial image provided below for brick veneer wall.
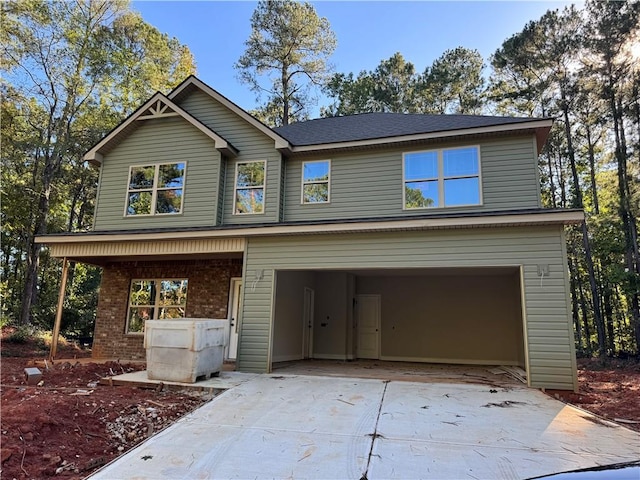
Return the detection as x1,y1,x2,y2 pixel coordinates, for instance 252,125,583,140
92,259,243,359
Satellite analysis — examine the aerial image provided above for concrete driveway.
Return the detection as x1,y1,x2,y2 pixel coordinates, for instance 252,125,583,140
91,374,640,479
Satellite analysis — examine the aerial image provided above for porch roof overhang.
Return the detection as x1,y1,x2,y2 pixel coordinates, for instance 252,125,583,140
36,209,584,266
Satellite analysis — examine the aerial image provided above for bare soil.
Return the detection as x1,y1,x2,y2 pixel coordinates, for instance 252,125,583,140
547,357,640,432
1,332,212,479
2,332,639,480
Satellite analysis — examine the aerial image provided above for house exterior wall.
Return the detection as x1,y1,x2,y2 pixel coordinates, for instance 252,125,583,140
92,259,242,359
239,226,577,390
177,89,282,224
93,118,222,231
283,136,540,222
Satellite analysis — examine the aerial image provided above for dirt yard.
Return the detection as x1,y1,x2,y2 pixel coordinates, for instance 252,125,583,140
1,333,639,480
1,334,212,479
548,357,640,432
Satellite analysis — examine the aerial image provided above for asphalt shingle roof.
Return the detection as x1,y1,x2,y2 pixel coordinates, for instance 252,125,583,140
273,112,543,146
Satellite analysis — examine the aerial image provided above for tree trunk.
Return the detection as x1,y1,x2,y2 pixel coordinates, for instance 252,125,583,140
568,251,583,351
19,158,56,325
585,125,599,214
576,256,592,355
561,95,606,355
603,282,615,354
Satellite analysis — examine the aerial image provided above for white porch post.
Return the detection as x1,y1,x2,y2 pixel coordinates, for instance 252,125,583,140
50,257,69,359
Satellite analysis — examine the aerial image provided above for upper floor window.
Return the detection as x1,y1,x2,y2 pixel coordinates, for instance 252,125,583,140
126,162,185,216
302,160,330,204
126,279,188,334
403,146,480,209
235,160,265,214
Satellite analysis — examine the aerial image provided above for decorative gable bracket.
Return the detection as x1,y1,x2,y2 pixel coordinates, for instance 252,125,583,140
137,99,180,120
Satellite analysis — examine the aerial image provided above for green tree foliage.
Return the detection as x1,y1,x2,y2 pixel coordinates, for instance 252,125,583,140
236,0,336,126
323,48,485,116
1,0,195,333
420,47,486,114
323,53,419,116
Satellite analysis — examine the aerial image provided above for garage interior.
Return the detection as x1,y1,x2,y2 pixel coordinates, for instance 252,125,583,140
271,267,526,372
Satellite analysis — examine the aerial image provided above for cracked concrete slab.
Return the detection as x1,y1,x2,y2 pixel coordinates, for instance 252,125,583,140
90,374,640,479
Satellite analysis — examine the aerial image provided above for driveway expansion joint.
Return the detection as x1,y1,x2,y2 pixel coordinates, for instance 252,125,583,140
360,380,389,480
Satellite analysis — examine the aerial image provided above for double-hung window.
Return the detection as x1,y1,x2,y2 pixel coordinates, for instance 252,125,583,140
403,146,480,209
234,160,266,214
302,160,330,204
126,279,188,334
126,162,185,215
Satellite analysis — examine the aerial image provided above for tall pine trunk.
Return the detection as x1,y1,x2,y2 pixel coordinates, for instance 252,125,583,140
561,92,606,355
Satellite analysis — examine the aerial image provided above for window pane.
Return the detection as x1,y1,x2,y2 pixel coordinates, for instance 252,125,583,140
159,280,188,306
444,177,480,206
303,183,329,203
130,280,156,305
127,307,154,333
129,166,155,189
405,181,438,208
127,191,152,215
236,162,265,187
303,161,329,182
156,189,183,214
159,307,185,319
235,188,264,214
158,163,185,188
404,152,438,180
443,147,478,177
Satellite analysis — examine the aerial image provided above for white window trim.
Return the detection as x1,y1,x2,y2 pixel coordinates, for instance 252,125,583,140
126,278,188,335
124,162,187,217
402,145,482,210
301,159,331,204
233,160,267,215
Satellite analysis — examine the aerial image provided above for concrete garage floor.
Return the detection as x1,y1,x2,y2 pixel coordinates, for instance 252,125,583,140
90,373,640,479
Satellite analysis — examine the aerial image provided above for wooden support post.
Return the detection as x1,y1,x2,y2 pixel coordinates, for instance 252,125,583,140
50,257,69,360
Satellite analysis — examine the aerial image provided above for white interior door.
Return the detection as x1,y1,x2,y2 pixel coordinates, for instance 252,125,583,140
356,294,381,359
302,287,314,358
226,278,242,360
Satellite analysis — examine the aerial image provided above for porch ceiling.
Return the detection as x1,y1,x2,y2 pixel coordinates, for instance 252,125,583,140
46,237,245,266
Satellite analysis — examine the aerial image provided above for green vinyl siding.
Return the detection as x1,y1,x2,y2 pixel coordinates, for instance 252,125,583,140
283,136,540,222
216,159,226,226
177,89,281,224
94,118,220,231
238,226,577,390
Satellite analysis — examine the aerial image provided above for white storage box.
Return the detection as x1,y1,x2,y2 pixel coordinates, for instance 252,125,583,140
144,318,227,383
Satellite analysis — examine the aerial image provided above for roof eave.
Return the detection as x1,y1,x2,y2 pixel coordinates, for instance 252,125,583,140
285,119,555,153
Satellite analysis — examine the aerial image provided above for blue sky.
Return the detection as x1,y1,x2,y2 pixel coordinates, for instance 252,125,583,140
133,1,577,116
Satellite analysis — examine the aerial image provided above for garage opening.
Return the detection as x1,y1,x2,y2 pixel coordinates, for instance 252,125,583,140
271,267,526,373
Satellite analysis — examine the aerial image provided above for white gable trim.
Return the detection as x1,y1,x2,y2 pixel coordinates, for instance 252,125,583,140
168,76,292,151
83,92,238,165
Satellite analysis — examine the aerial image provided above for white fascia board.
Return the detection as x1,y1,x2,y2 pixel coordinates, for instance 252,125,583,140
36,210,584,245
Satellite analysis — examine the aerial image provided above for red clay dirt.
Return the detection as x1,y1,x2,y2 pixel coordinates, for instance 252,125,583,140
1,333,212,479
2,332,639,480
547,357,640,432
